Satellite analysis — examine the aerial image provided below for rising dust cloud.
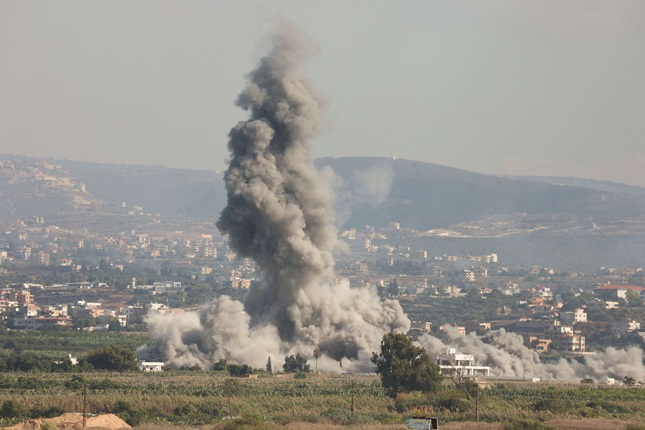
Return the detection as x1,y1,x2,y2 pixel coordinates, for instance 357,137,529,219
140,24,410,371
420,326,645,382
140,25,645,381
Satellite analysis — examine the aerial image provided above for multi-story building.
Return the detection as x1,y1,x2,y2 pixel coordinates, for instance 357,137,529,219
545,321,586,353
560,334,585,352
611,320,641,338
437,348,490,377
560,308,587,325
7,290,33,306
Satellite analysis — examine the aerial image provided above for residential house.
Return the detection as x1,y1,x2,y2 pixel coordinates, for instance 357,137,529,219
437,348,490,377
612,320,641,338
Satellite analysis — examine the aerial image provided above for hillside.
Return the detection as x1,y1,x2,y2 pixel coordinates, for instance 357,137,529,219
54,159,226,219
315,156,645,230
3,154,645,231
2,154,645,270
520,175,645,196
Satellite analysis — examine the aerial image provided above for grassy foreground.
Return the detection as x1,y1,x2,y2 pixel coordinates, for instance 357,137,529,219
1,372,645,428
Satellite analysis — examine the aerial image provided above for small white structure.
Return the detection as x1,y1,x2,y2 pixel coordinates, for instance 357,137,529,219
138,361,165,372
437,348,490,377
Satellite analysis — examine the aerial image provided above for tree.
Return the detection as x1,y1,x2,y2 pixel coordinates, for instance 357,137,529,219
371,333,443,397
85,345,138,371
227,363,253,376
283,353,311,373
0,400,26,418
625,290,643,307
213,359,228,372
266,356,272,373
108,317,121,332
388,279,399,297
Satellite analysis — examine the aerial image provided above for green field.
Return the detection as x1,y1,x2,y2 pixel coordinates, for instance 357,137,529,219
1,371,645,428
2,331,645,428
0,330,151,360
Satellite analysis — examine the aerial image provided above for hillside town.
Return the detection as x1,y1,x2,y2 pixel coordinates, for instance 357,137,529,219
1,157,645,361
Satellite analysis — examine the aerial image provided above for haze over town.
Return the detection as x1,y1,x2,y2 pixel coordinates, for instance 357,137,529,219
4,6,645,428
2,1,645,186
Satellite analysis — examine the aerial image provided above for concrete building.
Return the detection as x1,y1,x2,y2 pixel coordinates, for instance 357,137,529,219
560,308,587,325
612,320,641,338
595,285,645,300
437,348,490,377
137,361,165,372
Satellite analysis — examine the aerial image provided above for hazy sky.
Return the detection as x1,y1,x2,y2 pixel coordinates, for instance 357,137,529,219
2,1,645,186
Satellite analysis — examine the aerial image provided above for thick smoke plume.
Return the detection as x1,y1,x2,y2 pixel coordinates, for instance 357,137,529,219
419,327,645,382
141,24,409,371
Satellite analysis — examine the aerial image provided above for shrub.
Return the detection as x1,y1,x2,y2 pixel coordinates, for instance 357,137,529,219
89,378,121,390
294,371,309,379
173,404,195,416
85,345,138,371
15,376,47,390
0,400,27,419
111,400,143,426
429,391,470,413
320,407,351,424
64,375,86,390
228,363,254,377
29,406,65,419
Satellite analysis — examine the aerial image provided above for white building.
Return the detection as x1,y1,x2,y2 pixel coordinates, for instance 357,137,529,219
437,348,490,377
137,361,165,372
153,281,183,293
560,308,587,325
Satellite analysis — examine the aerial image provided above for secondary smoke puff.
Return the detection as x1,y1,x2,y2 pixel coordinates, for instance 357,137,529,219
419,327,645,382
142,23,409,369
330,164,394,227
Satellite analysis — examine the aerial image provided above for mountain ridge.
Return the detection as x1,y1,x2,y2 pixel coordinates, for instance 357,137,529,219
2,154,645,231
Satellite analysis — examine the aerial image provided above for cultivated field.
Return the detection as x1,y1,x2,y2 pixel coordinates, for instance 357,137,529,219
1,372,645,429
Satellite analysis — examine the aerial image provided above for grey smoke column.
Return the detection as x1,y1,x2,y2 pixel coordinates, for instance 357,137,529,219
217,23,337,341
140,24,409,369
209,23,408,362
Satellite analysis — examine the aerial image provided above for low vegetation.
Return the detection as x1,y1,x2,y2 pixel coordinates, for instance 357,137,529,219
0,371,644,428
0,333,644,427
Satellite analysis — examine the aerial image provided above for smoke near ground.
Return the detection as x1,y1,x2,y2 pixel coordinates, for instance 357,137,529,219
419,326,645,382
140,23,409,371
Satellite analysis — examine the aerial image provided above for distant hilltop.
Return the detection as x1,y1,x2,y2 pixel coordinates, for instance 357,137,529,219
315,156,645,230
2,154,645,270
3,153,645,230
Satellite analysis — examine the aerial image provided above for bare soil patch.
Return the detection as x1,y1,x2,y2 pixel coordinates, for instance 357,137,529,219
545,418,641,429
4,413,130,430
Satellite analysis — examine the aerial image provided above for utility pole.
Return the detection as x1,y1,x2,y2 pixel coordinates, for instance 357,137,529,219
350,381,355,418
475,382,479,422
82,382,87,428
227,382,232,419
